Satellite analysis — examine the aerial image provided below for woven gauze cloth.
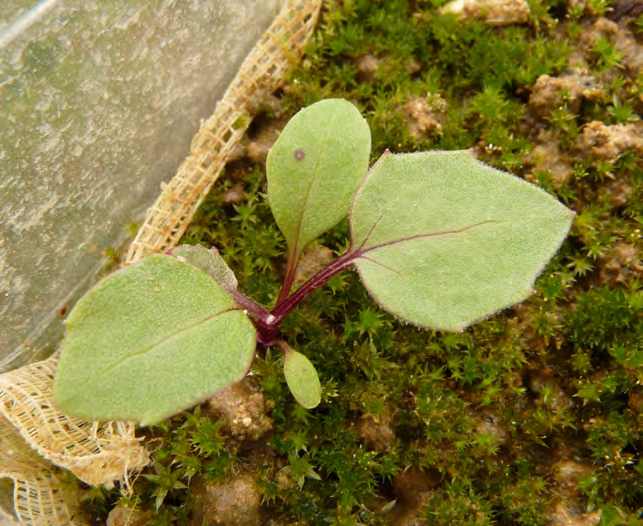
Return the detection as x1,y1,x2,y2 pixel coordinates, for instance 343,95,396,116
0,410,80,525
0,1,322,524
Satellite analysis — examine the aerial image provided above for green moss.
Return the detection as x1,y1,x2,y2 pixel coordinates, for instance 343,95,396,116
568,286,640,351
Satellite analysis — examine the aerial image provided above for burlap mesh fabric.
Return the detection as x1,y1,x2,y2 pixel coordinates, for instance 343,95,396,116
0,1,322,523
0,354,148,490
0,418,78,525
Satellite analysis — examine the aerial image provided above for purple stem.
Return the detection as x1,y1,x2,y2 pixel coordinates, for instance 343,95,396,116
275,248,299,306
226,288,273,324
268,249,357,325
224,249,356,346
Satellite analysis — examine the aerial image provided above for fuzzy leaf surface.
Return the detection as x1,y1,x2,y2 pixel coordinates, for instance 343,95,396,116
171,244,237,290
267,98,371,262
54,254,256,425
350,151,574,332
283,346,321,409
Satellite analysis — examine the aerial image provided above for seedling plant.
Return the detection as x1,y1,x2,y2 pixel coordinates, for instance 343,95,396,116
54,99,574,425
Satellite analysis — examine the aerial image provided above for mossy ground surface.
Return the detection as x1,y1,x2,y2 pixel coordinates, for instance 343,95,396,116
75,1,642,524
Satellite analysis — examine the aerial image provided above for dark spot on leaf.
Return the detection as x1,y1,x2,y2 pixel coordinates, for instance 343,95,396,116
294,149,306,161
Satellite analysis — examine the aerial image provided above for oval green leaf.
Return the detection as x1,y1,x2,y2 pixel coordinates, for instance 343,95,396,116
350,151,574,332
54,254,256,425
267,98,371,264
283,345,321,409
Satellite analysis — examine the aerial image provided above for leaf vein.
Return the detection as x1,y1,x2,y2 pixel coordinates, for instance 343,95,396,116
292,112,339,254
357,219,500,256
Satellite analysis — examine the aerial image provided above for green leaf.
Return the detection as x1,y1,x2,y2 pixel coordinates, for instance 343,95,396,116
350,151,574,332
267,98,371,264
282,344,321,409
170,244,237,290
54,254,256,425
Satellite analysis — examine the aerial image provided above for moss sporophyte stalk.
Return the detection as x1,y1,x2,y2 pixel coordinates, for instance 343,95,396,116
53,98,574,425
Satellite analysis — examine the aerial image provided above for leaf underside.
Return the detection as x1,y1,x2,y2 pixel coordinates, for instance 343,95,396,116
54,255,256,425
171,244,238,290
267,98,371,262
350,151,574,332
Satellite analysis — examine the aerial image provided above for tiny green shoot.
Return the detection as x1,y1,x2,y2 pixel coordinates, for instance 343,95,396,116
54,99,574,425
